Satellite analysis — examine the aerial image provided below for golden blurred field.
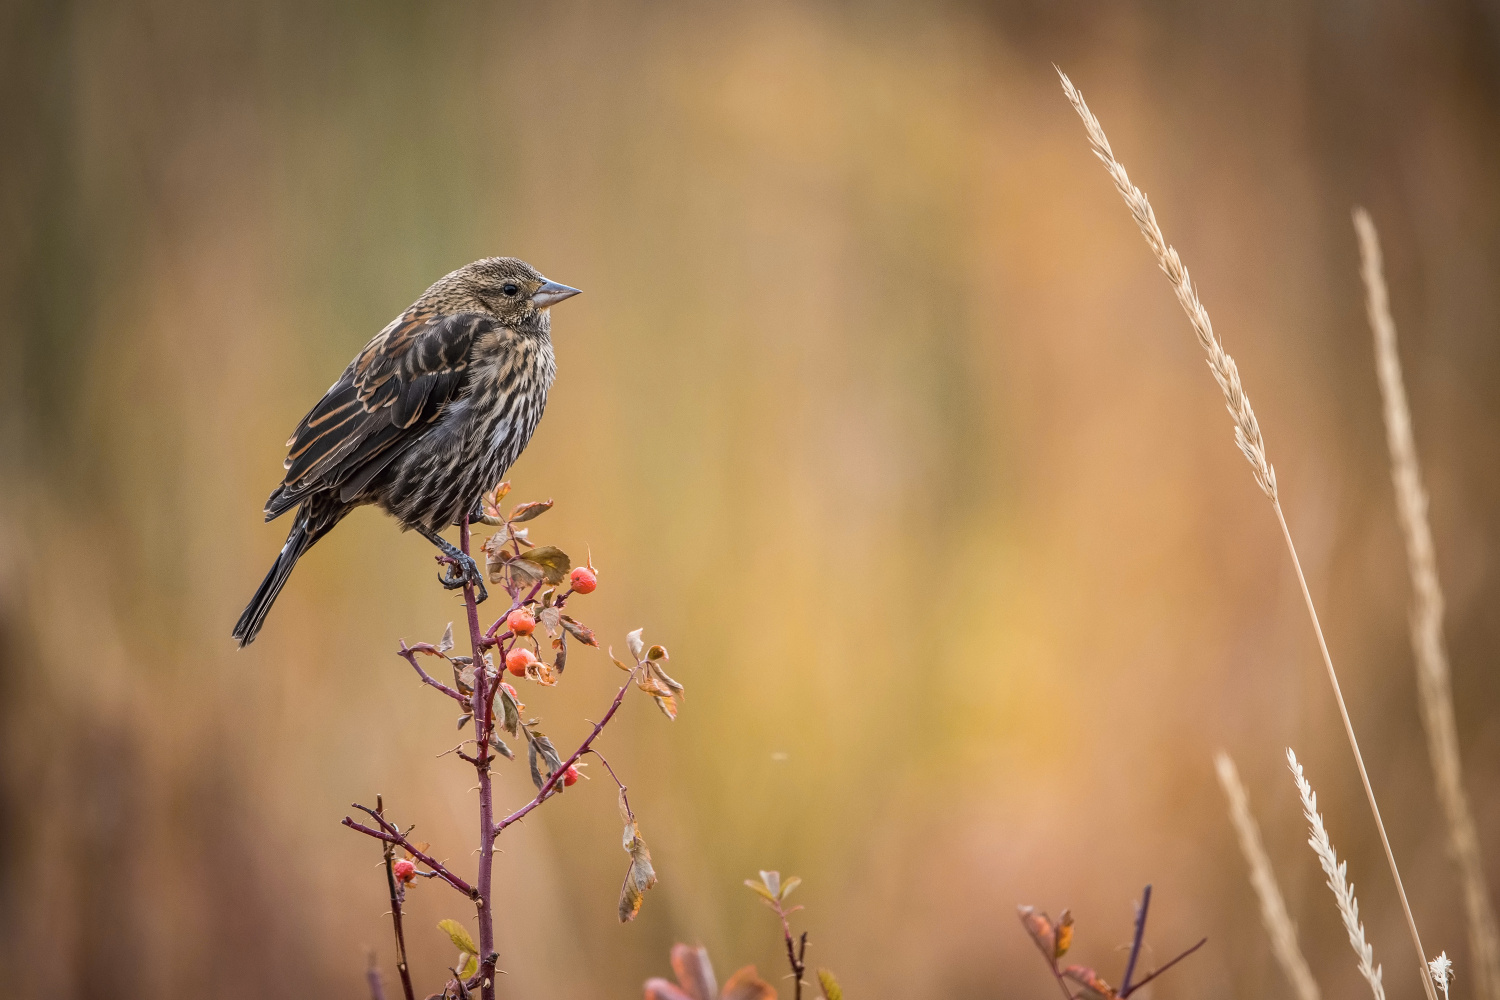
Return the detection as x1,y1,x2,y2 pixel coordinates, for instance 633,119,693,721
4,2,1500,998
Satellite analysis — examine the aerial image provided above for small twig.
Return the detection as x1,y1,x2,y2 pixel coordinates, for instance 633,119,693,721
493,663,643,837
399,642,468,704
1119,885,1151,996
1123,938,1208,995
344,806,477,899
367,950,389,1000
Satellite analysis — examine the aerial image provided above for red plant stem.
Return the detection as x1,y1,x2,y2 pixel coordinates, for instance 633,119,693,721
343,816,476,898
398,642,467,703
379,834,417,1000
493,663,642,837
459,518,500,1000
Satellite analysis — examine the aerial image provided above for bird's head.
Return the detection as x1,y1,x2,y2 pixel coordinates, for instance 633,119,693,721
429,257,581,330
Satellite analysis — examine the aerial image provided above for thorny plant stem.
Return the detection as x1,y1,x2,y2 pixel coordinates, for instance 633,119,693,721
377,799,417,1000
378,821,420,1000
1274,499,1434,1000
458,517,501,1000
769,898,808,1000
494,663,644,837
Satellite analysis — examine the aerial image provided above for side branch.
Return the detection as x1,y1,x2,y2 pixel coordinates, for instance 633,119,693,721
398,642,468,703
343,808,477,899
494,664,642,838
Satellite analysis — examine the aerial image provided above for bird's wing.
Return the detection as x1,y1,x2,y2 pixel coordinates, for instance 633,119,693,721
268,308,494,515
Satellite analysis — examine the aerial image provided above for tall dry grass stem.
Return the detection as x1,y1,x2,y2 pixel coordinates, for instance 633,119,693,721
1214,751,1322,1000
1289,749,1386,1000
1356,206,1500,1000
1055,68,1436,1000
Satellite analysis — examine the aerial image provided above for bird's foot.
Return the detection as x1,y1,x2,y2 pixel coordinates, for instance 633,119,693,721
437,551,489,604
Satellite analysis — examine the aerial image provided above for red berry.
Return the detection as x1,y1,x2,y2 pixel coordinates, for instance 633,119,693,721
570,567,597,594
393,859,416,883
505,648,536,676
562,764,581,786
507,609,535,635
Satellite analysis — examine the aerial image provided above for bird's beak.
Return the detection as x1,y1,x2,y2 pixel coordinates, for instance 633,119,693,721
532,279,581,309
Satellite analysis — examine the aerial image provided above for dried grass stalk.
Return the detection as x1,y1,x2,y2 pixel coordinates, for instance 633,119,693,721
1055,68,1436,1000
1357,207,1500,1000
1215,752,1323,1000
1289,749,1386,1000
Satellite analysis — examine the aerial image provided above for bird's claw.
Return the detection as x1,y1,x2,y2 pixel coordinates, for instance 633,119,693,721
437,552,488,604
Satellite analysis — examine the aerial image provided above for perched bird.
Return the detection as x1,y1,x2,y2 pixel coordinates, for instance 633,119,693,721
233,257,580,647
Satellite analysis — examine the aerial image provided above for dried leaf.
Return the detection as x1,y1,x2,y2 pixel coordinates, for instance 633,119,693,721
1055,909,1074,959
646,644,668,661
517,545,571,585
609,648,633,672
626,628,645,662
817,969,844,1000
779,875,802,901
490,735,514,760
498,684,521,738
537,605,562,639
721,967,777,1000
1062,965,1117,1000
438,918,478,955
618,824,657,922
456,714,472,730
438,623,454,654
669,943,717,1000
507,499,553,523
552,630,567,673
1019,906,1056,958
560,614,598,646
524,729,562,790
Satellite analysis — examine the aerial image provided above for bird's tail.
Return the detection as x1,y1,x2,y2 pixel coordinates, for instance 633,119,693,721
233,502,340,647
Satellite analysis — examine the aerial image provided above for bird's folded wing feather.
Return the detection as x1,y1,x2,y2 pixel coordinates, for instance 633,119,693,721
267,308,494,516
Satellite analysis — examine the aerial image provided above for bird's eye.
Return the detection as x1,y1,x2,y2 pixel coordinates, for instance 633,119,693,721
501,283,520,297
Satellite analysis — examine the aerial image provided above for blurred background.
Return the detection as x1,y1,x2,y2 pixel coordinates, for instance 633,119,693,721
3,1,1500,997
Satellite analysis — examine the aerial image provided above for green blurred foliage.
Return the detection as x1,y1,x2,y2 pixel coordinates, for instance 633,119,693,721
2,1,1500,998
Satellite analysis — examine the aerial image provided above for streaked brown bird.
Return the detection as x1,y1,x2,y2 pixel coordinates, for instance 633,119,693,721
233,257,580,647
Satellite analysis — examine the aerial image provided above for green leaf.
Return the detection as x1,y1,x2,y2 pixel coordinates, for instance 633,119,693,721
458,952,479,980
438,918,477,955
743,879,776,902
817,969,844,1000
779,875,802,901
759,871,781,899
